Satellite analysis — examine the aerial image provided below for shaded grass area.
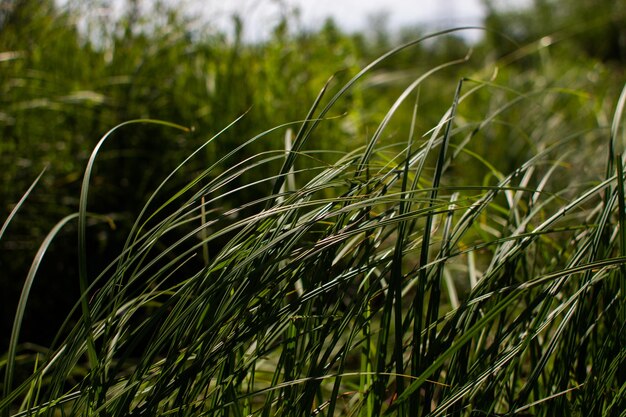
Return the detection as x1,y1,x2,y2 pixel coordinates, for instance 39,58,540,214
1,31,625,416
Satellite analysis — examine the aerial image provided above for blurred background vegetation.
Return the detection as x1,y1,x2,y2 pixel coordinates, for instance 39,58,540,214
0,0,624,348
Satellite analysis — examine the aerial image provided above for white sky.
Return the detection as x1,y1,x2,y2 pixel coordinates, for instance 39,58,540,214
63,0,528,42
200,0,488,41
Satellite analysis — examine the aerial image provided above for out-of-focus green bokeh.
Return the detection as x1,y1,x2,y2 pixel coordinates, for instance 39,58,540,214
1,0,623,347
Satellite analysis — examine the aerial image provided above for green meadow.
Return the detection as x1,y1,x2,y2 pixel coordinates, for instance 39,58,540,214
1,0,624,415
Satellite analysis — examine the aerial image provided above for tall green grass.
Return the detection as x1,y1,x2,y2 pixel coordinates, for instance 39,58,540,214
2,32,625,417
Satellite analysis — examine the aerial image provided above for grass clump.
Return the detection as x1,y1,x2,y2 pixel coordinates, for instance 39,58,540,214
1,25,625,417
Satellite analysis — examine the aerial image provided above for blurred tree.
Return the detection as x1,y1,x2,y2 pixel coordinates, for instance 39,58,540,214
483,0,626,63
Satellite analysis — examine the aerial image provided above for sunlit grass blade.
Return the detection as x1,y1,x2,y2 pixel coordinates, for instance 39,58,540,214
77,119,189,371
3,213,78,413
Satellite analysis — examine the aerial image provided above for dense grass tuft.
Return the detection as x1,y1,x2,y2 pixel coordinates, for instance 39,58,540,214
2,30,625,417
